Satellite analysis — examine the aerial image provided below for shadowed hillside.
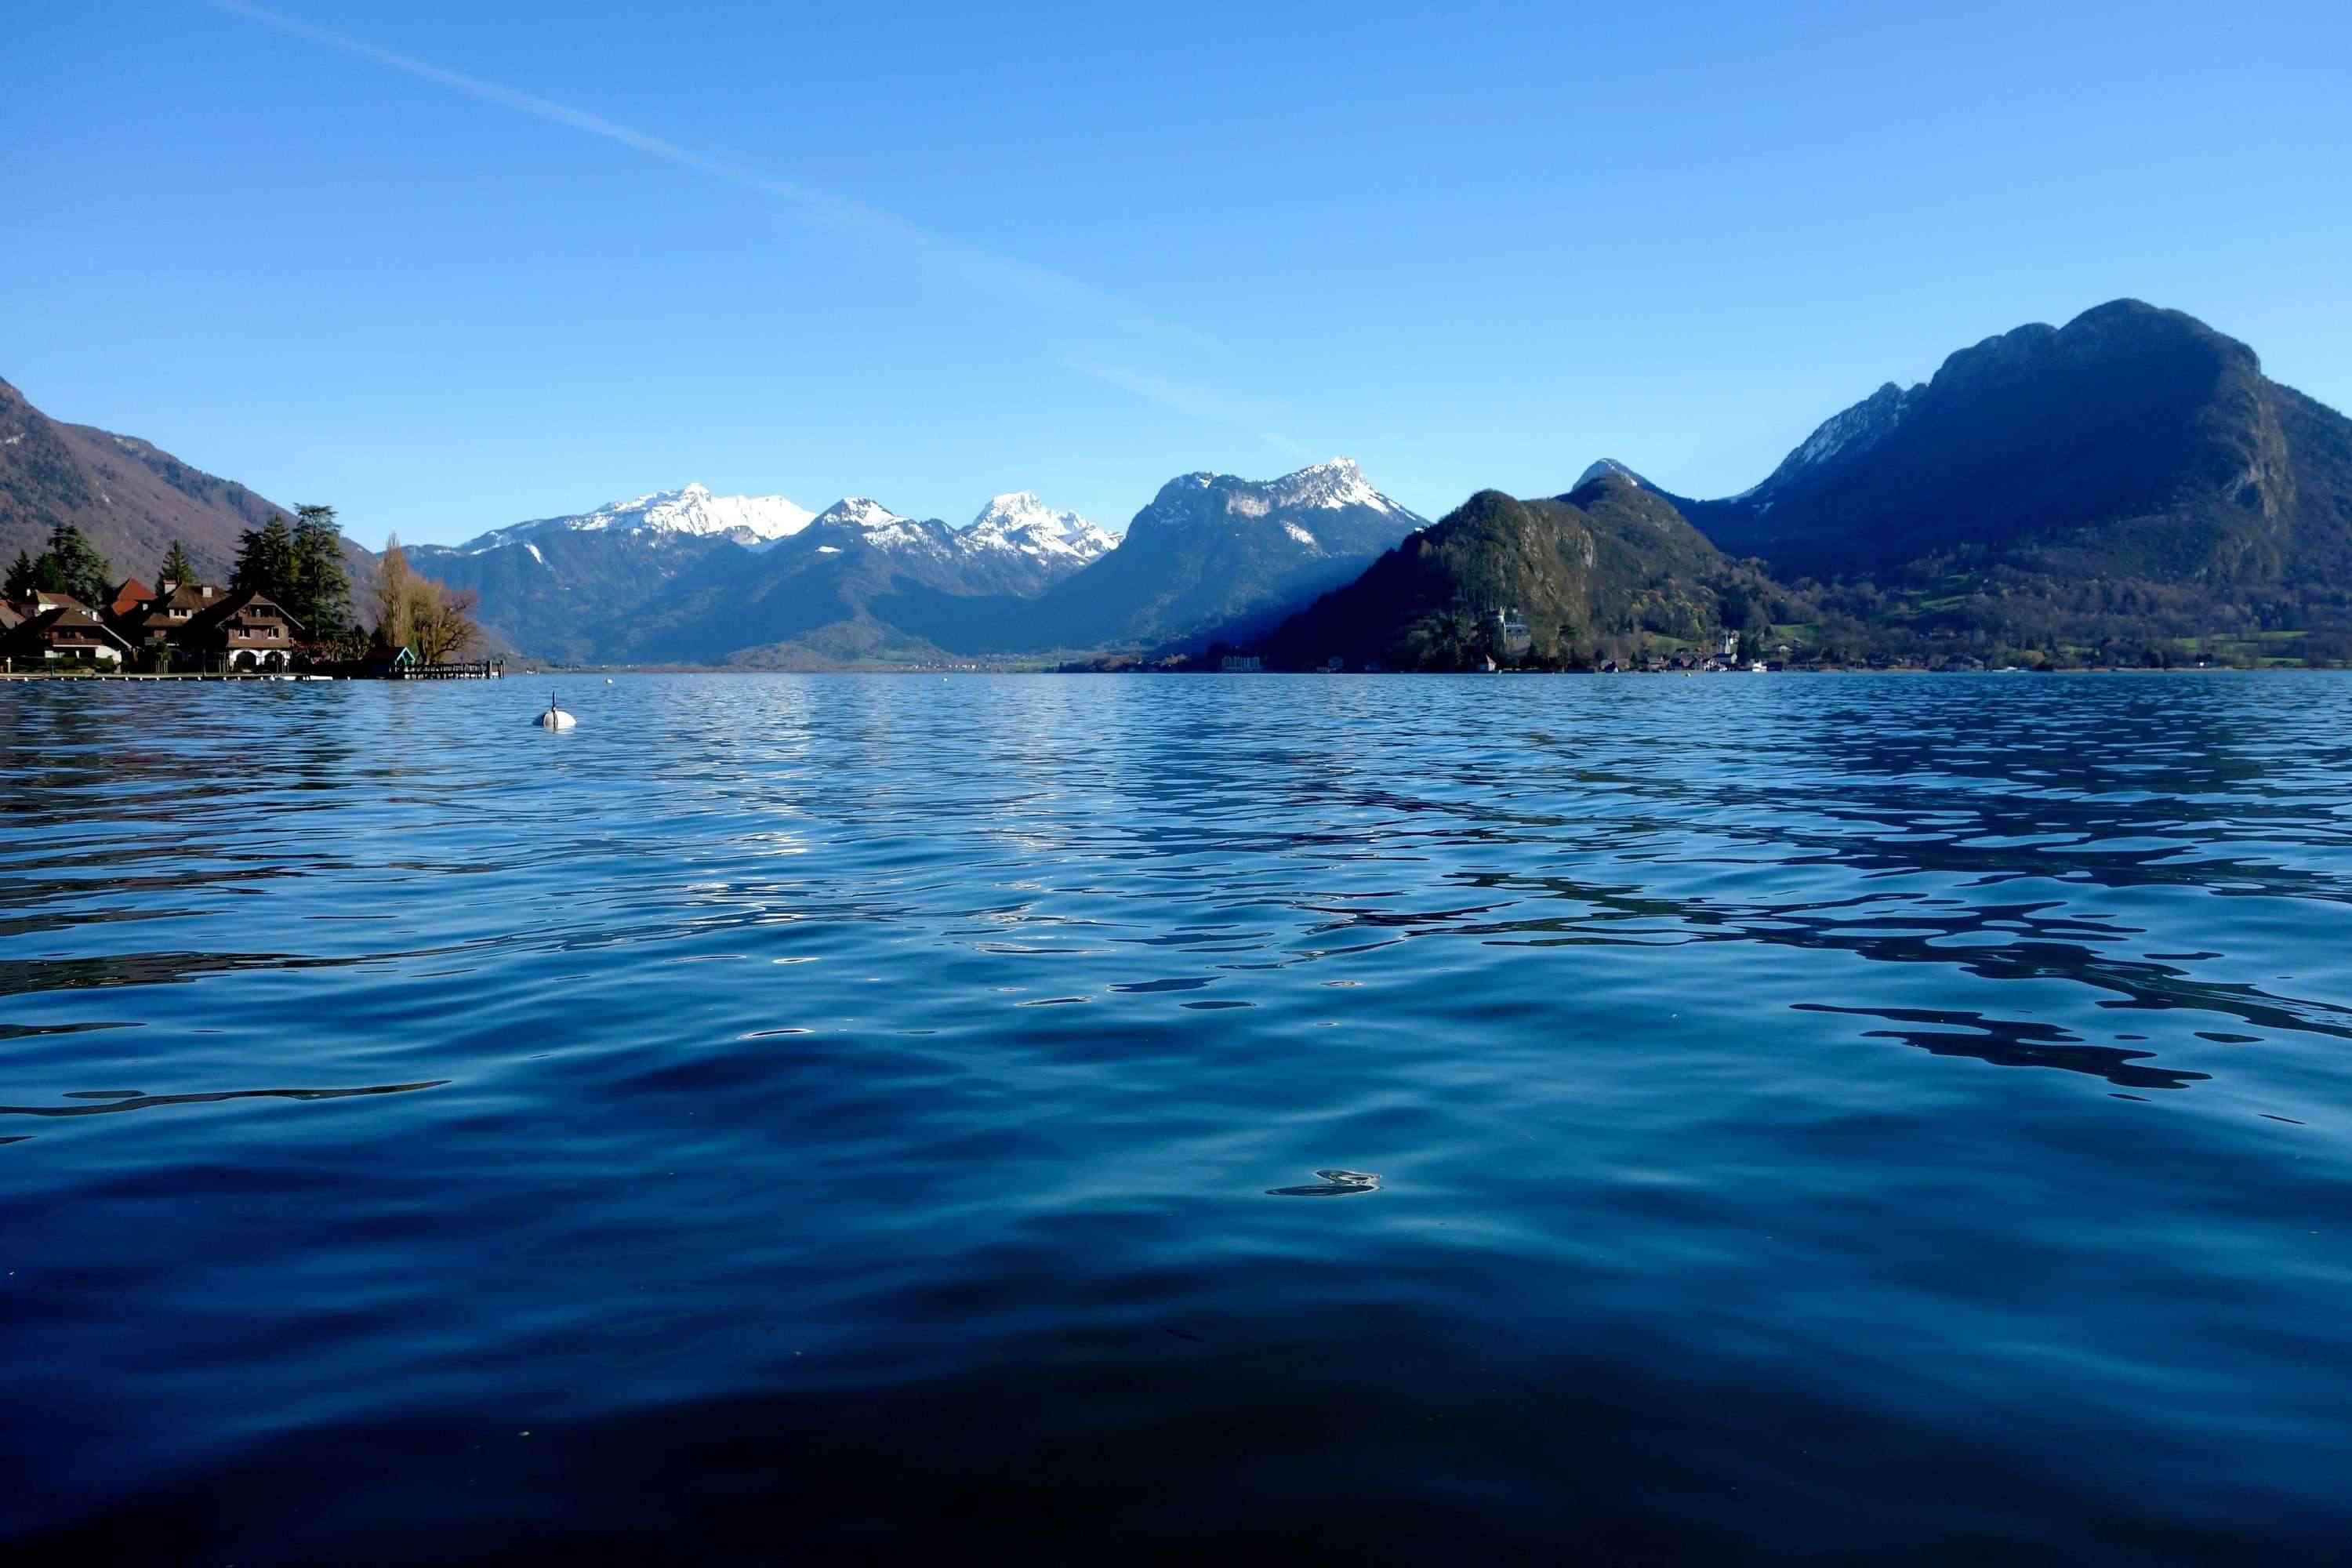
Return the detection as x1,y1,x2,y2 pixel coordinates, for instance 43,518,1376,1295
1,376,372,587
1263,474,1797,670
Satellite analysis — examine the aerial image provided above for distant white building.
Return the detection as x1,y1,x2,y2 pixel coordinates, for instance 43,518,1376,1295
1220,654,1263,673
1493,608,1532,658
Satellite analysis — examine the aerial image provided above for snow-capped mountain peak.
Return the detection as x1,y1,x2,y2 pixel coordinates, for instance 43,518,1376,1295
1127,462,1425,564
1265,456,1402,514
461,484,815,553
803,496,956,557
960,491,1118,564
811,496,909,531
970,490,1073,533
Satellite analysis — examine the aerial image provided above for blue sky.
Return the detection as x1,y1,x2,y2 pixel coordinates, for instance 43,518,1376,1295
6,1,2348,547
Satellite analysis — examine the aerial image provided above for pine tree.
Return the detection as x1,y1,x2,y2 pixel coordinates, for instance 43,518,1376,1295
44,521,111,606
159,540,195,589
233,515,296,604
289,504,351,638
3,550,34,600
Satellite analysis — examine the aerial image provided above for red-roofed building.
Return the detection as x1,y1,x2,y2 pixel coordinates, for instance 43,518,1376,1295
105,578,155,619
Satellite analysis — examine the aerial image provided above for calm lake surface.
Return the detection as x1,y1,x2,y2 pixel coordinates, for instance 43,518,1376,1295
5,673,2350,1563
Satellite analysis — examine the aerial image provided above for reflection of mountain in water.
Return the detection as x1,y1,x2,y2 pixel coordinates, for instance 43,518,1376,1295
1789,1005,2206,1091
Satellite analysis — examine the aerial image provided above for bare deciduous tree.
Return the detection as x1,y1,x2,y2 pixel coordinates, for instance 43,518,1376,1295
368,538,481,664
374,535,416,654
412,584,481,665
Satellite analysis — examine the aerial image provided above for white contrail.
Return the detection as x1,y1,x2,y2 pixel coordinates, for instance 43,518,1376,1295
209,1,1301,449
1062,357,1318,463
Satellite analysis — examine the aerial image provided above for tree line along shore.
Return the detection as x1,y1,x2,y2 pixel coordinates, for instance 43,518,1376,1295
2,510,488,677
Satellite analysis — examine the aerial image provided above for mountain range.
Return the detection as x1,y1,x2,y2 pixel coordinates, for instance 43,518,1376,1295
1256,299,2352,669
12,299,2350,669
405,483,1127,666
612,492,1109,666
411,459,1421,666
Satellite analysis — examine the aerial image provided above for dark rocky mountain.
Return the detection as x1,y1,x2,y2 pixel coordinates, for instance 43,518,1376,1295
406,527,729,665
1665,300,2352,596
1003,458,1427,653
0,374,369,586
1262,473,1788,670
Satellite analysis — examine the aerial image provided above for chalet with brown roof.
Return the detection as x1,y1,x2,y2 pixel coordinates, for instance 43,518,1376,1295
140,580,227,627
194,589,304,670
119,582,228,664
90,581,305,670
4,603,134,669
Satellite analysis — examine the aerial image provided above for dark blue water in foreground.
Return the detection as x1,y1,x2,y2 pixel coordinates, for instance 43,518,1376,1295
5,673,2350,1563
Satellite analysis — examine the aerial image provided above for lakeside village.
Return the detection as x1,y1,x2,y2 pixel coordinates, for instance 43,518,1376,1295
1,515,498,681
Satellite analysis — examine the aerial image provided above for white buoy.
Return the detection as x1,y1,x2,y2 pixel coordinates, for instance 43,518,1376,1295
535,694,576,731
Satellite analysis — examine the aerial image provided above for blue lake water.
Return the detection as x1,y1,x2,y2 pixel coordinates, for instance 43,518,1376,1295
4,672,2350,1563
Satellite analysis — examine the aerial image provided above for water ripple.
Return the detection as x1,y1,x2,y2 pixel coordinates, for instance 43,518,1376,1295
4,672,2351,1561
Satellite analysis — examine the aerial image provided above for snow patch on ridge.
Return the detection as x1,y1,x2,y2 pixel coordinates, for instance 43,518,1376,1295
463,482,815,551
1266,456,1401,514
1133,458,1425,544
1736,383,1922,502
814,496,907,531
808,497,946,556
960,490,1117,564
